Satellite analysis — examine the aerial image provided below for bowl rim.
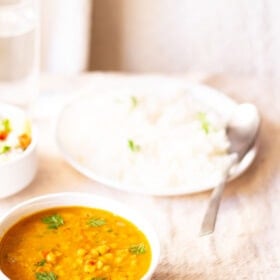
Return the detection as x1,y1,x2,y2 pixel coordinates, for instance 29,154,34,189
0,192,161,280
0,103,37,167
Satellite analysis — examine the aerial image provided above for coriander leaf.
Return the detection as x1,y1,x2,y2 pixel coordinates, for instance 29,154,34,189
197,112,211,134
130,96,138,107
129,243,146,255
35,271,58,280
2,119,11,132
128,139,141,152
42,214,64,229
35,259,46,267
88,218,106,227
0,119,11,133
0,145,11,154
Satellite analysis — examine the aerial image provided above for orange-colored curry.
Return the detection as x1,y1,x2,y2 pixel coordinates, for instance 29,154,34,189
0,207,151,280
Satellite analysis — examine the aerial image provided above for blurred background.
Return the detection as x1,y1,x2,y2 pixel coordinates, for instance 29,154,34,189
40,0,280,77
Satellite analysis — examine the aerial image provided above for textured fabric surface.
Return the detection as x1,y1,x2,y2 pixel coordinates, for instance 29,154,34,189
0,73,279,279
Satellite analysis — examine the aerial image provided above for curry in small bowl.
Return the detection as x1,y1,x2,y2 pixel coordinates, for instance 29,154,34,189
0,193,160,280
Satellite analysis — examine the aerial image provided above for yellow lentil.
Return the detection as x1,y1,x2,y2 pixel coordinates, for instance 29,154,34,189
0,207,151,280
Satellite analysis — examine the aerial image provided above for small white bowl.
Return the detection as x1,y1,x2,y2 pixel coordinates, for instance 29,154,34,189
0,192,160,280
0,103,37,199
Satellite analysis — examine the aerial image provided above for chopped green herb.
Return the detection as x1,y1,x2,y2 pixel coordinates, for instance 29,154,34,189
128,139,141,152
35,271,58,280
130,96,138,107
35,259,46,267
41,214,64,229
91,277,107,280
114,97,122,104
129,243,146,255
0,119,11,133
88,218,106,227
197,112,211,134
0,145,11,154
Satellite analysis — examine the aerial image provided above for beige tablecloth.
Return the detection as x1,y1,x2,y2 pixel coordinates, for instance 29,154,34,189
0,73,280,280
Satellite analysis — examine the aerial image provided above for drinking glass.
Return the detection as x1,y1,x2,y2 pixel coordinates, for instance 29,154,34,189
0,0,39,109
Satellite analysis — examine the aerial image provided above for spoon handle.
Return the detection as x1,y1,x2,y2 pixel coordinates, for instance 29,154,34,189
200,179,227,236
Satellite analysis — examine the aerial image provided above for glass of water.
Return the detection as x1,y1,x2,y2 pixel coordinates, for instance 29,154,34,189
0,0,39,109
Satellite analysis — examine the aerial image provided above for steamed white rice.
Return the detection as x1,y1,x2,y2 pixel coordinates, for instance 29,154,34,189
61,90,236,192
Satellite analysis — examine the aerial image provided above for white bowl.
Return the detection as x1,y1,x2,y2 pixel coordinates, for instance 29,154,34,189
0,103,37,198
0,192,160,280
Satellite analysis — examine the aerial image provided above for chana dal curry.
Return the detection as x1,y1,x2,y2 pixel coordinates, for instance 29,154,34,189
0,207,152,280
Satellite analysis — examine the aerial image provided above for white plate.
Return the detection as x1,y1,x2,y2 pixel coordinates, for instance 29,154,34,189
56,76,258,196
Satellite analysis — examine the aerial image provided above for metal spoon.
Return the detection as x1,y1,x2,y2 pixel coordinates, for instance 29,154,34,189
200,103,260,236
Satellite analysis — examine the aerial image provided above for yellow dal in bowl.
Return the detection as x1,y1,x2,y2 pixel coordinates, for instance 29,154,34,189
0,207,151,280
